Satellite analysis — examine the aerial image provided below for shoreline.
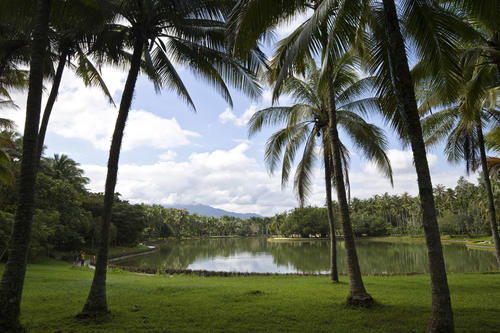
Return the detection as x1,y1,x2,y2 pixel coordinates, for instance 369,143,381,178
266,235,495,249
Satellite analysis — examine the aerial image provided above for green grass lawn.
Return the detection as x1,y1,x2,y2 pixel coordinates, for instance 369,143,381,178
2,261,498,332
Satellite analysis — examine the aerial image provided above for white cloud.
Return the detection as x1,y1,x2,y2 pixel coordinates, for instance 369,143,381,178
218,104,258,127
261,87,293,106
159,150,177,161
350,149,475,198
123,111,199,151
363,149,437,175
82,143,305,216
81,145,474,216
218,108,237,123
3,67,199,151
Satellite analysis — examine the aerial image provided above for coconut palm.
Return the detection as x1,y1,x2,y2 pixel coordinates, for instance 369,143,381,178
0,0,50,330
421,58,500,269
228,0,466,329
240,1,378,305
0,1,117,329
40,154,90,191
79,0,262,316
446,0,500,79
249,55,393,285
377,1,457,328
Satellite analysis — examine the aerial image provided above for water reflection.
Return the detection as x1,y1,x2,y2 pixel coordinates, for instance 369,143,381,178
116,238,498,274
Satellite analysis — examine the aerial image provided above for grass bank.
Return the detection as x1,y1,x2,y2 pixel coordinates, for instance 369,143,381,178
268,235,496,249
364,235,496,249
2,261,499,332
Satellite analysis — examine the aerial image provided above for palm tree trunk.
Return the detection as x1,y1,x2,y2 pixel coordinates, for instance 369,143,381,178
37,50,68,160
476,123,500,269
0,0,51,331
381,0,454,331
322,135,338,283
326,80,372,305
78,36,144,316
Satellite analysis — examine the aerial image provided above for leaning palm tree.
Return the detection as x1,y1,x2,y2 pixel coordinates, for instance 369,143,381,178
249,56,393,286
375,2,462,328
79,0,262,316
421,59,500,270
0,0,50,330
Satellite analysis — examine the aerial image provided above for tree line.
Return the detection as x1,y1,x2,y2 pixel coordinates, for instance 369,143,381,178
268,177,499,238
0,145,272,257
1,0,500,332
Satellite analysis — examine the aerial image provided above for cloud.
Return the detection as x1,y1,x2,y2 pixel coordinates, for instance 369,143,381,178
260,87,293,106
350,149,475,198
3,66,199,151
218,108,237,123
363,149,438,175
159,150,177,161
82,143,305,216
218,104,258,127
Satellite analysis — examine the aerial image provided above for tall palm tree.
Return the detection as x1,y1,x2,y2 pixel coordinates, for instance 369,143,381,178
228,0,465,329
249,56,393,287
0,0,50,330
240,1,378,305
421,59,500,269
79,0,262,316
377,1,451,330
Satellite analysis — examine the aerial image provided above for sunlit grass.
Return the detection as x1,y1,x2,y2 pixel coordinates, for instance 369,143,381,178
0,261,497,332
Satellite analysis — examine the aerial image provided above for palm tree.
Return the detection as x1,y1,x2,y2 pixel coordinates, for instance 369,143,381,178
0,0,50,330
228,0,461,329
249,56,393,287
379,1,455,329
421,58,500,269
40,154,90,191
79,0,262,316
238,1,378,305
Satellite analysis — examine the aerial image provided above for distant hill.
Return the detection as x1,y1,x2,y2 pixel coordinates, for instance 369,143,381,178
164,204,261,219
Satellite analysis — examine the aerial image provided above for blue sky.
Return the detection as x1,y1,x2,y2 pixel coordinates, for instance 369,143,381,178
3,15,477,216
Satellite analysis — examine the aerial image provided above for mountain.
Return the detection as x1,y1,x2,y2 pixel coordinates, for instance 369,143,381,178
163,204,261,219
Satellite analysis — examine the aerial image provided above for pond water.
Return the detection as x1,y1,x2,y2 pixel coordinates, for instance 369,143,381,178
115,238,498,274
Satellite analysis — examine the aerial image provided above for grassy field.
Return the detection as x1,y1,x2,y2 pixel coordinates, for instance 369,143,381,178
1,261,498,332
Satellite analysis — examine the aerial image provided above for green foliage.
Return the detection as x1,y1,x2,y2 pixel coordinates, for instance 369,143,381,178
142,205,272,239
277,206,329,237
0,152,148,258
266,177,498,238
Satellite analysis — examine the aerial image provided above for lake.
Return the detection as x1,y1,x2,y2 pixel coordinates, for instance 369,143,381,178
115,237,498,274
